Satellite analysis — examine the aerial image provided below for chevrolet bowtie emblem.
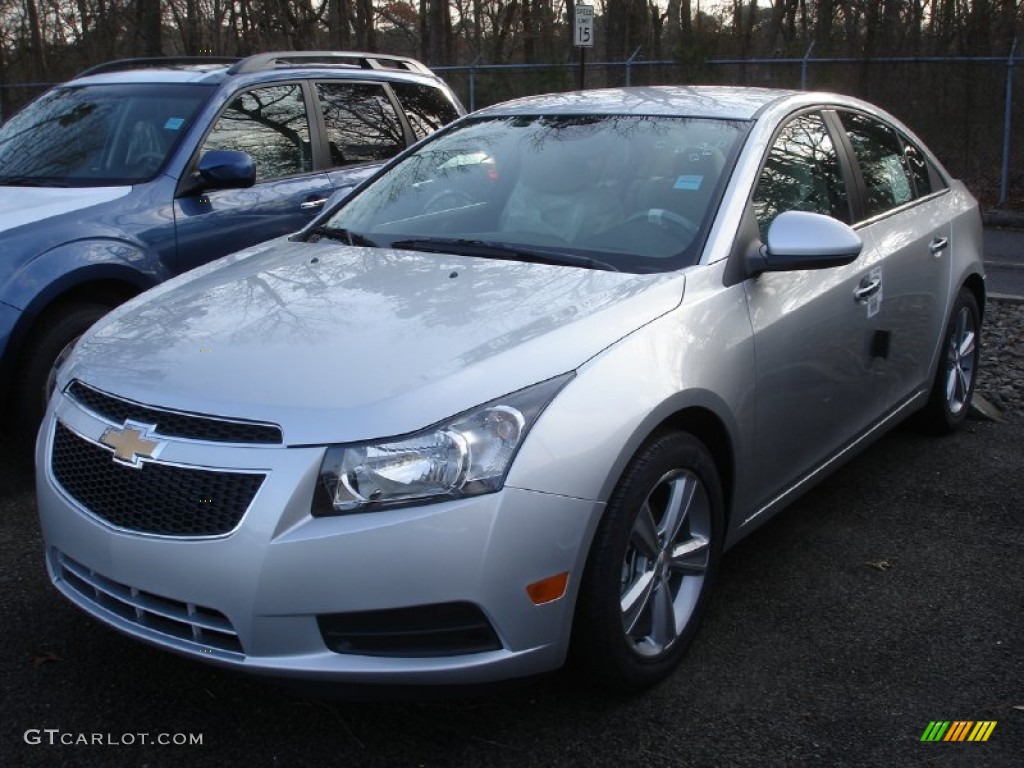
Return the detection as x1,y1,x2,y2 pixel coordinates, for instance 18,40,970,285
99,423,163,467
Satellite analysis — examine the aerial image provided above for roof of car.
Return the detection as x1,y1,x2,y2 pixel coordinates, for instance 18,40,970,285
474,86,808,121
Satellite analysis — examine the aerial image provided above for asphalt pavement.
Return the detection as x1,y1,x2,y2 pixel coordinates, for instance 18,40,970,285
2,418,1022,767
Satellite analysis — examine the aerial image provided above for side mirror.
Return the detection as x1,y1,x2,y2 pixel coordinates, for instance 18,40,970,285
748,211,863,274
196,150,256,191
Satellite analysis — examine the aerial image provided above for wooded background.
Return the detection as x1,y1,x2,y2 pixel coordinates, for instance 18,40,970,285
2,1,1020,75
1,1,1022,205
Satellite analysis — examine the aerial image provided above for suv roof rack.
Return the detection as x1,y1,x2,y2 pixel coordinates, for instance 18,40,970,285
227,51,433,76
77,57,240,78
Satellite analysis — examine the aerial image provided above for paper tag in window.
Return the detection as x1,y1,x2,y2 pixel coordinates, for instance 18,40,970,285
674,175,703,191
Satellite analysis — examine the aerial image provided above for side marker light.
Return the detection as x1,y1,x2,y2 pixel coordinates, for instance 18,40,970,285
526,572,569,605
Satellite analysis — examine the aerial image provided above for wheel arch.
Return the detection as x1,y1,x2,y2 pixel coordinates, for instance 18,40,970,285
0,269,151,409
639,406,736,534
962,270,986,315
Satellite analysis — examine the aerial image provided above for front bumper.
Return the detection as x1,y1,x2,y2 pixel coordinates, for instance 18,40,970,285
36,391,601,686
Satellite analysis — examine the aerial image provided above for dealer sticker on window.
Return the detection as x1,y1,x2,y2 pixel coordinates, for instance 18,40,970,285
674,175,703,191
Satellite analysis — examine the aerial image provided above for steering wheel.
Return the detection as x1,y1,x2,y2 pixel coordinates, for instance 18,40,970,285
624,209,698,239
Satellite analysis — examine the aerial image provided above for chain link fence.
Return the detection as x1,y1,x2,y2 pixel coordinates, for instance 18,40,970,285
3,54,1020,209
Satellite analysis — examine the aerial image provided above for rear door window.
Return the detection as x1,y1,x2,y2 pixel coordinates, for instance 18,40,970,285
837,112,915,218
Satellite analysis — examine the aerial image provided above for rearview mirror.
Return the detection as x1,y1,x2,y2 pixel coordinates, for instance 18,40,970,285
749,211,863,274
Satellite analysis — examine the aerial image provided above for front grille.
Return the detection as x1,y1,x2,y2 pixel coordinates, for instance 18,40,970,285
52,422,265,537
67,380,282,444
53,549,243,656
318,602,503,657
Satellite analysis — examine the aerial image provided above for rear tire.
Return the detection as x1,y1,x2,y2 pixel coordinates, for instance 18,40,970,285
572,431,724,692
919,288,981,434
10,302,111,451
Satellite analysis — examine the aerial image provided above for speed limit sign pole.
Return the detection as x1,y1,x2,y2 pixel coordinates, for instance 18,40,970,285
574,4,594,90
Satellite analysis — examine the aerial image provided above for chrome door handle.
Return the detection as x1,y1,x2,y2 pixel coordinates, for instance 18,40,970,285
929,236,949,255
300,198,328,210
854,277,881,302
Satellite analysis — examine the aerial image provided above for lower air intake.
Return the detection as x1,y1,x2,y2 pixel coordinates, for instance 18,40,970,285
318,602,502,657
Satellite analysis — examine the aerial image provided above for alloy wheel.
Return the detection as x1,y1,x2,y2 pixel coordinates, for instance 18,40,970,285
620,469,711,657
944,305,977,416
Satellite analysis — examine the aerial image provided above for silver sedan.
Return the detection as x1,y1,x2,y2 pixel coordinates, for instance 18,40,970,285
36,86,984,692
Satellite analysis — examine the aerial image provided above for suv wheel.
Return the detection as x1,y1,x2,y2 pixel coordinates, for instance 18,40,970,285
11,302,111,450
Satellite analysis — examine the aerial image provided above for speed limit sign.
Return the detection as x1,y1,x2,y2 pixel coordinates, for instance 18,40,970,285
574,5,594,48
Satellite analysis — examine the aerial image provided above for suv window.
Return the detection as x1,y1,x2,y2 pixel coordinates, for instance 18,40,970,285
753,112,850,238
202,84,312,181
315,82,405,167
390,82,462,141
838,112,914,218
0,84,211,185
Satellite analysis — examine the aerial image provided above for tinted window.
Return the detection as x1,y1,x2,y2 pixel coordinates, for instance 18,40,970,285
902,139,943,198
0,84,212,186
754,113,850,238
390,82,461,140
316,83,405,167
839,112,914,218
203,85,312,182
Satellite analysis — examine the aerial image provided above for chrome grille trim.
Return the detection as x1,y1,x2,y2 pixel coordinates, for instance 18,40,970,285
67,379,283,444
54,550,244,657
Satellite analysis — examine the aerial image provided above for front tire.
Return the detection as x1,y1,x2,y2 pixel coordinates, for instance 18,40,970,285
11,302,111,450
572,431,724,691
920,288,981,434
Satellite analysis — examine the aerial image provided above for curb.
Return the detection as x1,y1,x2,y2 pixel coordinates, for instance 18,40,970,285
983,210,1024,229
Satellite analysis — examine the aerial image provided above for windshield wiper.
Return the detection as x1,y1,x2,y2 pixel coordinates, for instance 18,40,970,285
303,225,378,247
0,175,69,187
390,237,621,272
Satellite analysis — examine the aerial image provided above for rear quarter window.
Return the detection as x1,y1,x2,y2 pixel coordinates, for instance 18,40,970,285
390,82,461,141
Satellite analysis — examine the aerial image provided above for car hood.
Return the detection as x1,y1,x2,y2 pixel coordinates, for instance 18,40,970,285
65,239,686,444
0,185,131,234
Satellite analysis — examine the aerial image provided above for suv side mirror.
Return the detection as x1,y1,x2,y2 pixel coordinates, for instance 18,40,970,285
748,211,863,274
197,150,256,191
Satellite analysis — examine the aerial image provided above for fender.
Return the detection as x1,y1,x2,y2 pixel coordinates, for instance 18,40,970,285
506,288,753,528
7,238,169,317
0,239,166,403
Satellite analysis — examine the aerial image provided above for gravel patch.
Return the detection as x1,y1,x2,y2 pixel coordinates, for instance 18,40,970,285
978,298,1024,415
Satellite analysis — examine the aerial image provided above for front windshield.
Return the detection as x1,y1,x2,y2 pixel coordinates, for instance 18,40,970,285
0,83,214,187
327,113,749,273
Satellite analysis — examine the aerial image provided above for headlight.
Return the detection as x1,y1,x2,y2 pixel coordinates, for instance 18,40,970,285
313,374,573,515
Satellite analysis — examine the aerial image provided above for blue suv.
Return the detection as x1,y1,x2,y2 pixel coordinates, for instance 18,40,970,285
0,51,463,446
